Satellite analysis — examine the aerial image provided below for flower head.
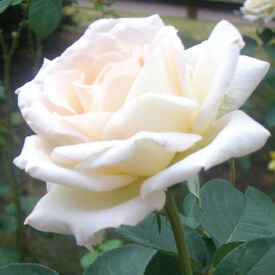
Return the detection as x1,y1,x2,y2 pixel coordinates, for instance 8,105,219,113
14,15,270,249
241,0,275,30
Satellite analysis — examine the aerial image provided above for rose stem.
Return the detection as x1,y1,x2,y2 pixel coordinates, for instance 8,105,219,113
229,158,236,186
165,190,193,275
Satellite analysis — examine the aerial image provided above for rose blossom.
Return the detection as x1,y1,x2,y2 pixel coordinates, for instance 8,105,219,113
14,15,270,249
241,0,275,28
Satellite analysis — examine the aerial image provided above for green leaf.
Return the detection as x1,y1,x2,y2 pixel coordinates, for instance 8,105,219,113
183,193,196,217
257,28,274,44
212,242,243,268
116,214,207,267
0,179,9,195
187,174,200,201
265,104,275,127
229,187,275,242
84,244,156,275
182,193,199,229
0,0,12,13
144,252,182,275
193,180,275,248
203,238,216,272
0,248,20,266
98,239,122,252
80,251,100,269
214,237,275,275
0,263,58,274
193,179,246,247
28,0,62,40
10,0,24,5
241,35,257,55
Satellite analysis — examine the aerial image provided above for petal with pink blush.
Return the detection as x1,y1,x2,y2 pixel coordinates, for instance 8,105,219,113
91,57,141,112
17,82,90,144
43,70,84,115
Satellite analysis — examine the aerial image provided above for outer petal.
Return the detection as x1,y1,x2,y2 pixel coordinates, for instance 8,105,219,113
86,14,165,46
218,55,269,117
77,131,202,176
103,93,198,140
17,82,90,144
63,15,165,56
191,20,244,132
24,180,166,249
13,136,137,191
141,110,270,199
43,70,84,115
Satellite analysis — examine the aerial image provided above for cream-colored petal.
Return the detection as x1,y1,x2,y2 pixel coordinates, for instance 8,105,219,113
103,93,198,140
91,57,141,112
17,82,89,144
87,14,165,44
51,140,121,166
125,38,184,103
62,33,122,57
59,112,113,141
218,55,270,117
43,70,84,115
191,20,244,132
14,136,137,191
78,131,201,177
184,41,206,68
73,82,94,113
141,110,270,199
88,50,130,85
24,180,166,248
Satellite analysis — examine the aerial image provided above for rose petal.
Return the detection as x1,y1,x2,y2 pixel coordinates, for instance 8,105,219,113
218,55,270,117
14,135,137,191
17,82,89,144
78,131,202,176
91,57,141,112
62,32,122,57
103,93,198,140
59,112,113,141
191,20,244,132
24,179,165,248
43,70,84,115
125,31,186,102
87,14,165,43
141,110,270,199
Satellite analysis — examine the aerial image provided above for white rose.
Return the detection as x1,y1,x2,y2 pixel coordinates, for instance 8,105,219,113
14,15,270,249
241,0,275,26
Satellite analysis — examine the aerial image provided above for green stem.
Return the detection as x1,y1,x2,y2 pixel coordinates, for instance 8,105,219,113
229,158,235,186
165,190,193,275
0,152,22,254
